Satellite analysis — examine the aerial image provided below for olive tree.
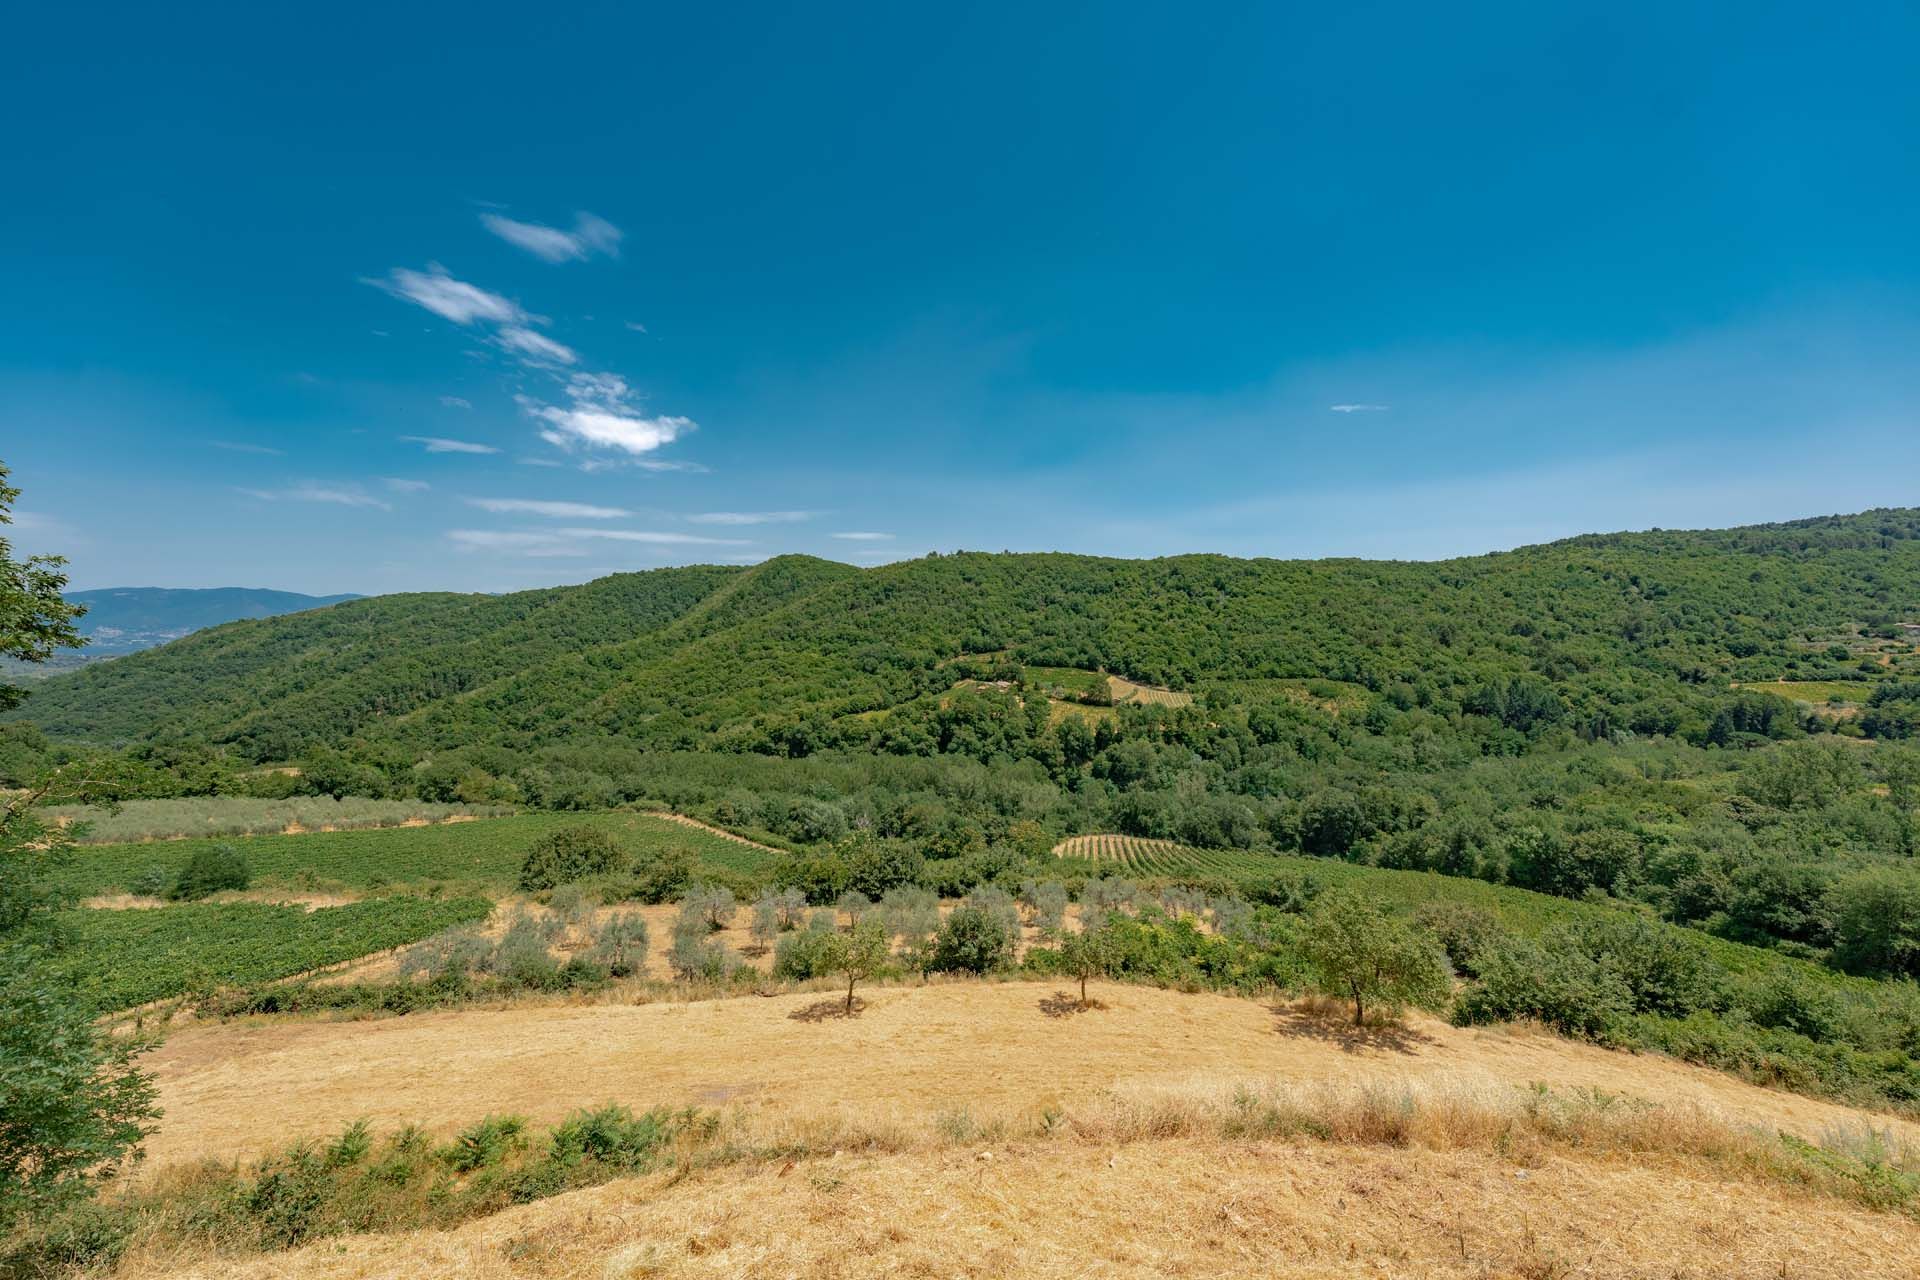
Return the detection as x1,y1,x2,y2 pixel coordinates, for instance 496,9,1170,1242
1057,919,1119,1007
822,917,891,1013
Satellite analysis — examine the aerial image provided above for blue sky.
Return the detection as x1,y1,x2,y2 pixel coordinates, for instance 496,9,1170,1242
4,2,1917,594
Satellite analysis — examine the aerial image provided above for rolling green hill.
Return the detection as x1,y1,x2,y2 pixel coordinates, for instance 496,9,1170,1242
14,508,1920,758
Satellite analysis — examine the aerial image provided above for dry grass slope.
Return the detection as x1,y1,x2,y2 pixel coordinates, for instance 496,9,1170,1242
117,1138,1920,1280
136,982,1918,1170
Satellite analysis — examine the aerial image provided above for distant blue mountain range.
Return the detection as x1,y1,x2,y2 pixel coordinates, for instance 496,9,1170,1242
67,587,362,655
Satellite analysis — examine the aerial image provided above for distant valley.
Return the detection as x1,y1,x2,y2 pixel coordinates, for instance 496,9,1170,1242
2,586,360,679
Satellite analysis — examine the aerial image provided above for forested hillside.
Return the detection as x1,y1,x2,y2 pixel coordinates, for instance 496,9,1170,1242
16,508,1920,756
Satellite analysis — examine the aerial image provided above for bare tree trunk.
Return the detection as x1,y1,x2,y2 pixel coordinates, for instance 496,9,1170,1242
846,973,856,1013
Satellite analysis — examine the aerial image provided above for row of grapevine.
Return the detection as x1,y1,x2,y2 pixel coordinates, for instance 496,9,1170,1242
52,895,494,1011
1051,834,1286,879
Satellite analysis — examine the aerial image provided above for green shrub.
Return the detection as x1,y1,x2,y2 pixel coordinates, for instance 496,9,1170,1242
931,904,1015,974
623,848,694,903
439,1114,528,1172
0,1200,132,1277
1411,901,1507,977
773,853,852,905
772,925,839,980
517,826,627,892
167,844,250,901
546,1105,674,1170
1454,934,1633,1039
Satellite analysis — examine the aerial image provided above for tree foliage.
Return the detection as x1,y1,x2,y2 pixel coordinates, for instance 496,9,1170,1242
1298,891,1452,1025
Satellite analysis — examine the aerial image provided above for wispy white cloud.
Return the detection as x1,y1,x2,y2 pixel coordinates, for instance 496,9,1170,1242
687,510,815,525
496,325,578,366
831,531,894,541
520,371,695,461
400,435,501,455
237,484,392,511
481,211,623,264
438,395,473,410
383,478,432,493
625,321,649,334
1329,403,1389,413
365,264,524,325
209,440,285,456
465,497,630,519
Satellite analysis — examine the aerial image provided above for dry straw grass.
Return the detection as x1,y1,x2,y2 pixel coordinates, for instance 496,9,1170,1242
109,1076,1920,1279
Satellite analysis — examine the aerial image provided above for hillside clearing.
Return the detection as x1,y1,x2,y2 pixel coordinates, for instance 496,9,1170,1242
133,981,1918,1171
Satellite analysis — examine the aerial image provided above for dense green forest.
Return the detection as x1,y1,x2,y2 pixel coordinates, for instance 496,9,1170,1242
10,508,1920,984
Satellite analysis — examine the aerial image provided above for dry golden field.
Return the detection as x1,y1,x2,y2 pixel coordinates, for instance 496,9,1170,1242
114,980,1920,1278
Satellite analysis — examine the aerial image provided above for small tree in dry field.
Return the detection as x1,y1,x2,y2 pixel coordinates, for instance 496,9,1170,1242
822,917,890,1014
1057,918,1119,1007
1299,891,1451,1026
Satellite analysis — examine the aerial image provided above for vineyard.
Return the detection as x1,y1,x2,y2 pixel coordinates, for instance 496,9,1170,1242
1106,676,1193,707
50,895,493,1011
50,811,779,898
1049,833,1269,876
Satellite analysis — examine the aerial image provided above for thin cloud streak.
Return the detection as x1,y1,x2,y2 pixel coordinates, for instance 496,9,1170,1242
496,326,578,366
365,265,524,325
465,497,630,519
557,527,749,545
481,211,623,263
687,510,815,525
831,531,894,541
400,435,501,454
237,484,392,511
